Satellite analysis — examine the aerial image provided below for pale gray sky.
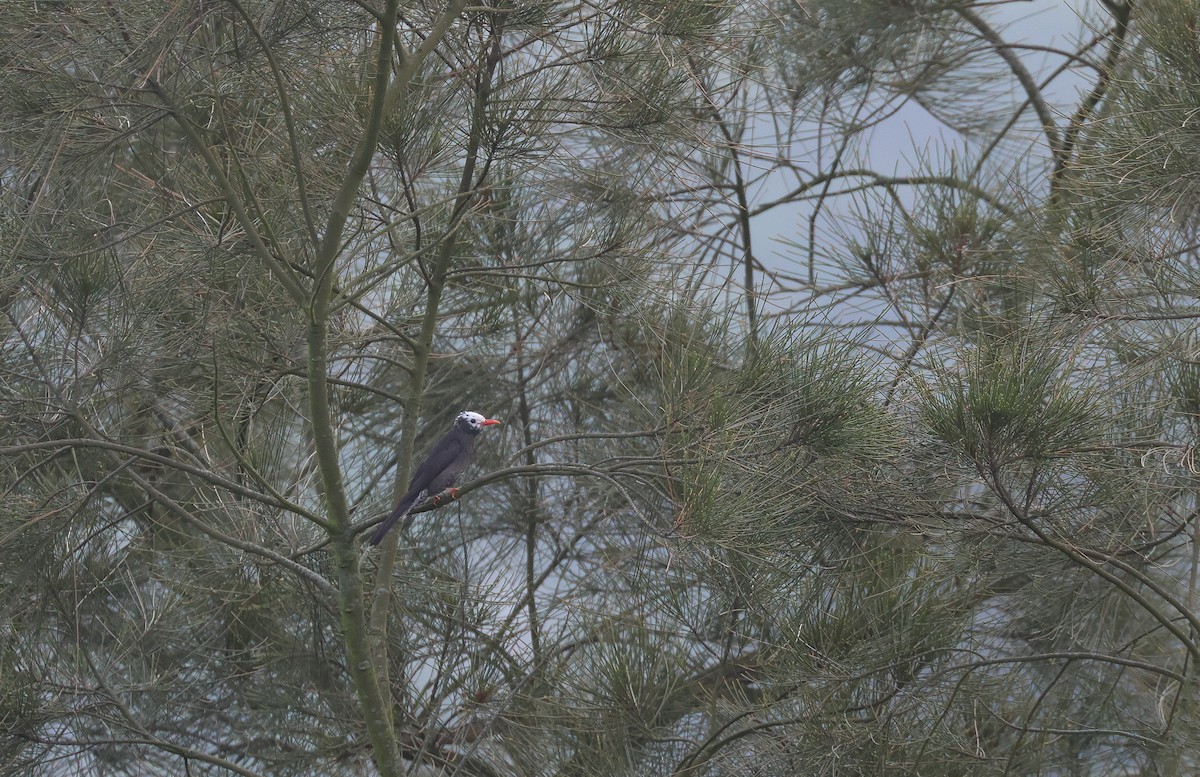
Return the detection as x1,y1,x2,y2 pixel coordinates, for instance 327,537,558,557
747,1,1102,297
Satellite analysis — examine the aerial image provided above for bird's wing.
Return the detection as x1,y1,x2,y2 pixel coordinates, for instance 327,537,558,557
407,434,465,495
368,435,466,546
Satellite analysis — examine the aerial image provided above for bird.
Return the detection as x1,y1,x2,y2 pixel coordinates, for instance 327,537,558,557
367,410,501,546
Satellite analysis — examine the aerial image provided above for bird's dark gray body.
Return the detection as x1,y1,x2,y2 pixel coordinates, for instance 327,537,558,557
368,411,499,546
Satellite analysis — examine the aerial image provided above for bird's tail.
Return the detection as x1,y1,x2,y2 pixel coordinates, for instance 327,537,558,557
367,491,421,546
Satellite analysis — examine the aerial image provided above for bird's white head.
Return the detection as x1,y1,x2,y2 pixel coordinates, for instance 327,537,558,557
456,411,502,434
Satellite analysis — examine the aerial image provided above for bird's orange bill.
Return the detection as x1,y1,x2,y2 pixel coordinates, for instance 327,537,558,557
482,419,501,426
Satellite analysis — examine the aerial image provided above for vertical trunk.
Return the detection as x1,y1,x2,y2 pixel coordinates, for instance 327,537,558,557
365,14,503,746
308,317,405,775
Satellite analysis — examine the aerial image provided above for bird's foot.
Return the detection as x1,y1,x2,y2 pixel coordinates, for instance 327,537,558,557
431,488,460,507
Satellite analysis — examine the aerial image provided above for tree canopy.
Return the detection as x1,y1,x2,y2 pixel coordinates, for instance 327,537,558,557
2,1,1199,775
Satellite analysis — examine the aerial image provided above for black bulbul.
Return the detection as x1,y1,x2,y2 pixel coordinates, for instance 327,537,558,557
367,411,501,546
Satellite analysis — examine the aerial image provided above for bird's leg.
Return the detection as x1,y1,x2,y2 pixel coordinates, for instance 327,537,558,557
431,487,460,508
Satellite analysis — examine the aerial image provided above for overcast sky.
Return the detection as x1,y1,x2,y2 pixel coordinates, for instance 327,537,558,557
745,0,1102,297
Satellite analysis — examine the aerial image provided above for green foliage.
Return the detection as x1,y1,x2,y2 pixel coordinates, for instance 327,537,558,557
1069,1,1200,228
921,337,1101,467
1169,356,1200,425
4,1,1200,776
659,321,903,553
